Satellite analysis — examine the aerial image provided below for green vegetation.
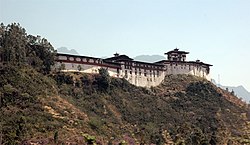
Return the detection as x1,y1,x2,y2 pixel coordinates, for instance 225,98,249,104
51,72,249,144
82,133,97,145
0,23,249,144
0,23,56,74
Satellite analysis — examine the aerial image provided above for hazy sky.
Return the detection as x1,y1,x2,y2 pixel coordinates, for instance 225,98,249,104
1,0,250,91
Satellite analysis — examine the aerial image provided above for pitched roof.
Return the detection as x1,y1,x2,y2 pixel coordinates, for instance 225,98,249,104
105,55,133,61
165,48,189,55
155,60,213,66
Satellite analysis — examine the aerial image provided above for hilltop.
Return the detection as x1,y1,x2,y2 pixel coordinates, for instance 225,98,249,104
0,23,249,144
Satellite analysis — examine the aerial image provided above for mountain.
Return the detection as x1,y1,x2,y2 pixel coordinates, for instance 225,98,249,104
211,79,250,103
57,47,79,55
219,85,250,103
133,54,166,62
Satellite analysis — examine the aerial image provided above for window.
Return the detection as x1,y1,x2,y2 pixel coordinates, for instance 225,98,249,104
125,70,128,78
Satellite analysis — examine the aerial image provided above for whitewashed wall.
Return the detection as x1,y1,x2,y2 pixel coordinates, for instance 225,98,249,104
164,63,210,80
54,62,118,77
118,64,165,87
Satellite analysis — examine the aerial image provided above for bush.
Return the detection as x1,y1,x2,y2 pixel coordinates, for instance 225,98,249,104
54,130,59,143
96,68,110,92
88,117,104,131
82,133,96,145
53,72,74,85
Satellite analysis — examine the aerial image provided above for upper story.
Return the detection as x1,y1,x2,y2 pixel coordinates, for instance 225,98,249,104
105,53,165,72
165,48,189,61
55,53,121,69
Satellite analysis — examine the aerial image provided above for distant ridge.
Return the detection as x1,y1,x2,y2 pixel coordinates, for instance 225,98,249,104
219,85,250,103
212,79,250,103
133,54,165,63
57,47,79,55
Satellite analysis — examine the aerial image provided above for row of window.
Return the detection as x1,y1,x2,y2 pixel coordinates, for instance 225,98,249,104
124,70,160,77
170,63,189,66
173,66,189,69
67,57,103,64
124,65,163,70
124,62,162,69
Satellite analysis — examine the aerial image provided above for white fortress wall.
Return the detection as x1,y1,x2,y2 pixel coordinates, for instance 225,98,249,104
54,61,119,77
163,62,210,80
120,64,165,87
123,70,165,87
165,63,190,75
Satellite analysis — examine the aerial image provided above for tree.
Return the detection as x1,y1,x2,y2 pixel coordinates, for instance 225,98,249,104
231,90,235,96
59,63,66,71
77,64,82,71
28,37,56,74
0,23,28,64
97,68,111,92
0,23,56,73
226,88,229,92
54,131,59,143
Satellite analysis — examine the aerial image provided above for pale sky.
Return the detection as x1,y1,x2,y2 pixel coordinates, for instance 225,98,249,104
1,0,250,91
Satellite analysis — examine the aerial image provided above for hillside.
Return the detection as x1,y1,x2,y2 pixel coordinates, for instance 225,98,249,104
0,23,249,145
1,65,249,144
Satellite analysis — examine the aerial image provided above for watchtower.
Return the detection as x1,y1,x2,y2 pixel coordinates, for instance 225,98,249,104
165,48,189,61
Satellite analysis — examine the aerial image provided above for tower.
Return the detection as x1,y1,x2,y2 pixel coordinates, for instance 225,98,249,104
165,48,189,61
114,52,119,57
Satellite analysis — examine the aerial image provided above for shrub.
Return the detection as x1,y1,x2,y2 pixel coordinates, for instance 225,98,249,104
82,133,96,145
96,68,110,92
54,130,59,143
88,117,104,131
